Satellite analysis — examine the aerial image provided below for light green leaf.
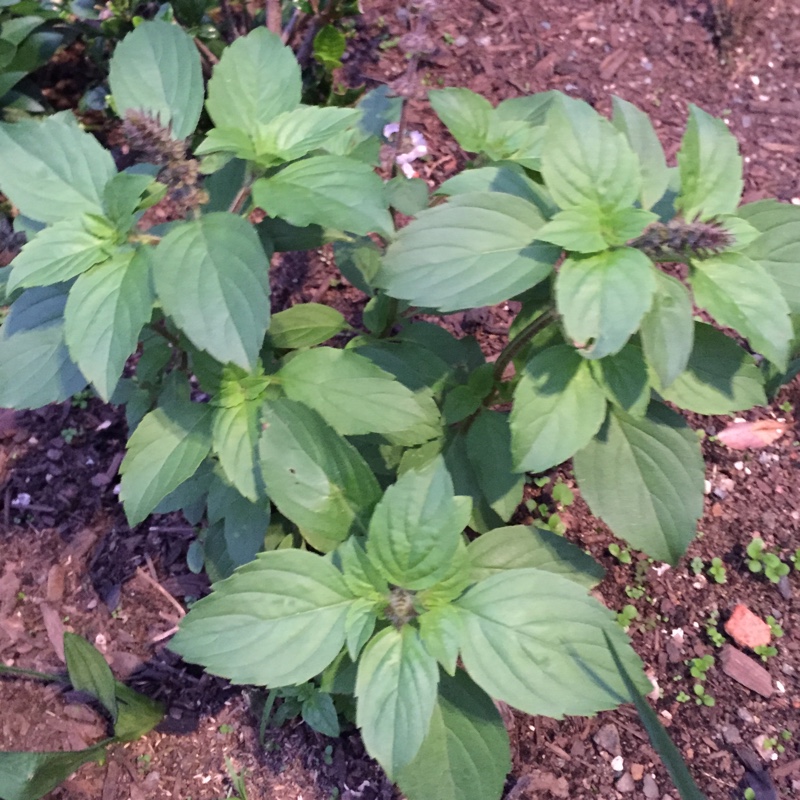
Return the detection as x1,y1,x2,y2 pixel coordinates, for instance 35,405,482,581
170,550,354,685
556,247,655,359
385,175,429,216
739,200,800,314
428,88,493,153
418,607,464,675
455,569,649,717
467,525,604,588
0,113,115,224
366,457,471,590
63,632,117,722
277,347,440,443
590,342,650,417
574,403,704,563
334,536,389,599
611,96,669,210
103,172,155,229
112,682,164,742
345,599,377,661
259,398,382,551
205,28,301,138
639,272,694,389
153,213,271,370
119,389,213,525
268,303,347,349
206,476,270,567
254,106,360,163
378,192,558,312
212,395,262,503
108,20,203,139
536,207,606,253
7,218,112,293
0,285,87,409
676,105,743,220
656,323,765,414
64,248,154,401
395,670,511,800
690,251,791,369
355,626,439,778
313,23,346,69
510,344,607,473
252,155,393,237
541,96,640,212
195,126,256,160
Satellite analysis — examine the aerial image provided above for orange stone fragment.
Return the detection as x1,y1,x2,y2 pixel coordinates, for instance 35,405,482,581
724,604,772,649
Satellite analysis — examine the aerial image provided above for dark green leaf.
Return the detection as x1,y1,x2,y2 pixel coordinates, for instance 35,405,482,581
590,342,650,417
206,475,270,567
333,237,381,295
63,632,117,721
313,24,346,68
574,403,704,563
302,690,340,737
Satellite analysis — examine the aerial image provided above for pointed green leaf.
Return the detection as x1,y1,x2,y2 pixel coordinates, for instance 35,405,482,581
467,525,604,588
206,475,270,567
119,390,213,525
639,272,694,389
378,192,559,312
277,347,440,443
690,251,791,369
103,172,155,229
418,607,464,675
455,569,649,717
268,303,347,349
108,20,203,140
677,105,743,220
64,248,154,401
153,213,271,369
428,88,493,153
611,96,669,210
63,632,118,721
302,690,340,738
252,155,393,237
536,207,607,253
259,398,381,551
739,200,800,314
212,397,262,503
395,670,511,800
170,550,354,685
113,682,164,742
656,323,765,414
205,28,301,138
541,97,640,212
510,344,607,473
334,536,389,599
574,403,704,563
590,342,650,417
345,599,378,661
7,218,111,293
385,175,429,216
355,626,439,778
0,113,115,223
556,247,655,359
366,457,471,590
0,285,87,409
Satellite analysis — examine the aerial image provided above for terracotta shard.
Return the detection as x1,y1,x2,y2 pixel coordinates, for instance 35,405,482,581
720,645,774,698
724,604,772,649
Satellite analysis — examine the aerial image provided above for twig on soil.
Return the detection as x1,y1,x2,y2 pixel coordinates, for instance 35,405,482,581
266,0,281,33
150,625,179,644
134,567,185,618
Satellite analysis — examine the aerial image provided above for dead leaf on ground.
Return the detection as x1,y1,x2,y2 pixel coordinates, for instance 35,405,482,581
716,419,788,449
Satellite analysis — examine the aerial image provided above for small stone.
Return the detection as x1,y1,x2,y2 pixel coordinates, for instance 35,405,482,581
777,575,792,600
721,724,742,744
737,707,755,724
643,774,659,798
631,763,644,781
593,723,621,756
611,755,624,772
724,605,772,649
781,663,796,676
616,772,635,793
721,645,774,697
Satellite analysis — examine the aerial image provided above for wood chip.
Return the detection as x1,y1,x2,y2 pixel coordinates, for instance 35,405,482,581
720,645,773,698
46,564,66,603
600,47,629,80
40,602,66,662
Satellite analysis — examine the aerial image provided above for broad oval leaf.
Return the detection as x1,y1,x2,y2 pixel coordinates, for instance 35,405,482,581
355,626,440,778
109,20,203,140
573,402,704,563
119,389,213,525
378,192,559,312
739,200,800,314
153,213,271,370
455,569,649,717
556,247,655,359
206,475,270,567
590,342,650,418
259,398,382,551
366,457,471,590
205,28,301,138
268,303,347,349
510,344,607,473
690,251,791,369
64,248,154,401
252,155,393,237
0,113,115,224
467,525,604,588
677,104,743,220
428,88,493,153
395,669,511,800
170,549,354,686
656,323,766,414
277,347,440,443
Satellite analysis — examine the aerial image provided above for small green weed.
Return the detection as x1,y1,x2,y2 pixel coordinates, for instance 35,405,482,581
609,543,632,565
754,645,778,662
616,604,638,629
689,654,714,681
693,684,715,706
690,556,704,576
746,538,790,583
708,557,727,584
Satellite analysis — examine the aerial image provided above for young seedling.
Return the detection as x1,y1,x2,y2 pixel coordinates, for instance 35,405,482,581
616,603,639,630
689,654,714,681
754,645,778,662
693,683,715,707
746,538,790,583
704,611,726,647
690,556,704,576
609,543,632,565
766,615,784,638
707,557,727,584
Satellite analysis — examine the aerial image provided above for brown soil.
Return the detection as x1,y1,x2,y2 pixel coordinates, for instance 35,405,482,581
2,1,800,799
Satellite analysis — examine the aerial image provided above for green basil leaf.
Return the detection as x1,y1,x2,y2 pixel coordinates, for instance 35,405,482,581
112,682,164,742
590,342,650,418
301,690,340,738
268,303,348,349
418,607,463,676
206,475,270,567
428,88,493,153
63,632,118,721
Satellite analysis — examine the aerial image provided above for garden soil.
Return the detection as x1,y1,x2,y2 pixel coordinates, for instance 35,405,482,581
2,1,800,798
